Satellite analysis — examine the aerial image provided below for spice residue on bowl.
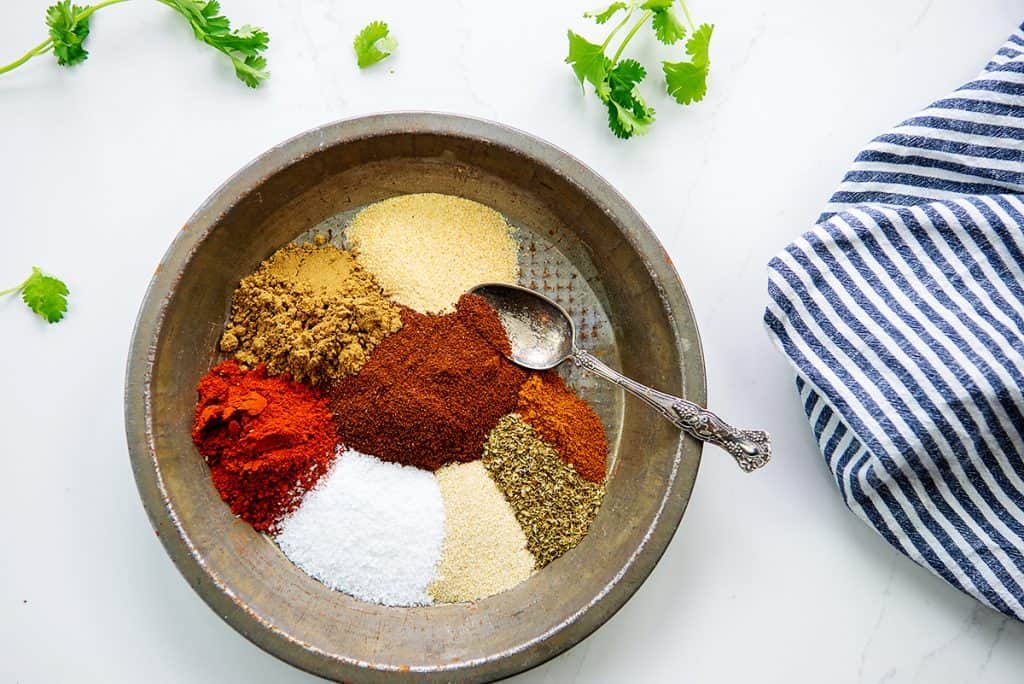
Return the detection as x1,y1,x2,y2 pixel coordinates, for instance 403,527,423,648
191,192,610,606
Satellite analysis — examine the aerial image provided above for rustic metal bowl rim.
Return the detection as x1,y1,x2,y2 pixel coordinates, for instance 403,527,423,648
124,111,705,682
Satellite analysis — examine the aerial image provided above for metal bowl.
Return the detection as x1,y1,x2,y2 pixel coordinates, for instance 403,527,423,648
125,113,705,683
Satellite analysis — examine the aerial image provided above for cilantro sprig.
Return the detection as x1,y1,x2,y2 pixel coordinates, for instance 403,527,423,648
0,0,269,88
1,267,70,324
567,0,713,139
157,1,269,86
353,20,397,68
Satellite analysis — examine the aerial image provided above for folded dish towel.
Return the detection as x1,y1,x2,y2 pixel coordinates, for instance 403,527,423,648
765,24,1024,620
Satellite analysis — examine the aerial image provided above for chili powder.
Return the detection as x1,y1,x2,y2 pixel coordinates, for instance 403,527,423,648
330,293,527,471
191,360,337,532
516,371,608,482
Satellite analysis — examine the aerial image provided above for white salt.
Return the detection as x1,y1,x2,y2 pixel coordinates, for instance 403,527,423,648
274,448,445,606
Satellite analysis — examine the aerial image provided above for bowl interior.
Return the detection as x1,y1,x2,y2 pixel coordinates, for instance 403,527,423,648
128,116,703,683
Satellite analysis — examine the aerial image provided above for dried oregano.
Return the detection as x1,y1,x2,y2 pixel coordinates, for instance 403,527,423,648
482,414,605,568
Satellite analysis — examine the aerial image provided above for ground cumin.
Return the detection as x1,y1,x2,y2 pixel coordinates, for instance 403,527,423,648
220,240,402,386
331,293,527,470
516,371,608,482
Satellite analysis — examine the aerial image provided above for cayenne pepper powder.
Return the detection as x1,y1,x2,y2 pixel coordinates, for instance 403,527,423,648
191,360,337,532
331,293,527,470
516,371,608,482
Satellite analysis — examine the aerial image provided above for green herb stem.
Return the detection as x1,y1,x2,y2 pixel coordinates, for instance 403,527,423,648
600,10,634,51
678,0,696,31
611,10,651,65
0,275,30,297
76,0,132,22
76,0,130,21
0,38,54,75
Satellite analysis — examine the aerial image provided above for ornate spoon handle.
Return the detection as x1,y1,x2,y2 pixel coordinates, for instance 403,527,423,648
573,349,771,473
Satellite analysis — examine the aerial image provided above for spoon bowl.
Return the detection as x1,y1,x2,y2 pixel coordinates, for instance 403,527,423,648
471,283,574,370
472,282,772,472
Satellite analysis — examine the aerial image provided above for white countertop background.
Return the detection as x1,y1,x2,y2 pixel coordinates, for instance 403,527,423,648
3,1,1024,681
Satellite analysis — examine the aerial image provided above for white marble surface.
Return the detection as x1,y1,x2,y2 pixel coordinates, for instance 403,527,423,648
2,0,1023,681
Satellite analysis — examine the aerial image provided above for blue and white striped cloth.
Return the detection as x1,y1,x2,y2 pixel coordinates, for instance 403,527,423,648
765,24,1024,620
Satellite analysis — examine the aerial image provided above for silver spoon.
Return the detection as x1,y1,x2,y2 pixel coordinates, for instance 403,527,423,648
470,283,771,473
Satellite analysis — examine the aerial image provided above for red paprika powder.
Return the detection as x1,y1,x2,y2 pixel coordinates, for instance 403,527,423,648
191,360,337,532
331,293,527,470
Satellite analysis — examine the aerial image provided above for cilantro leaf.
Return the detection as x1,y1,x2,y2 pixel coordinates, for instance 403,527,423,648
354,20,397,68
566,30,608,89
157,0,270,87
232,53,268,88
686,22,713,65
162,0,229,38
663,60,706,104
664,23,713,104
605,59,654,138
206,23,269,54
22,268,69,323
584,2,628,24
605,101,630,139
609,58,645,89
45,1,91,66
606,99,654,139
2,267,69,324
607,58,647,115
641,0,687,45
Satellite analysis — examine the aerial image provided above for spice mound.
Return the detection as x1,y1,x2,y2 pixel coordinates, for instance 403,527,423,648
517,371,608,482
219,241,402,386
275,448,445,606
332,293,528,470
428,461,535,603
483,414,605,568
191,360,336,532
347,193,519,314
194,196,616,607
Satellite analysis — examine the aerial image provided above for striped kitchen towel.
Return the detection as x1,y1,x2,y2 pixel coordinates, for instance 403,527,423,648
765,24,1024,620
